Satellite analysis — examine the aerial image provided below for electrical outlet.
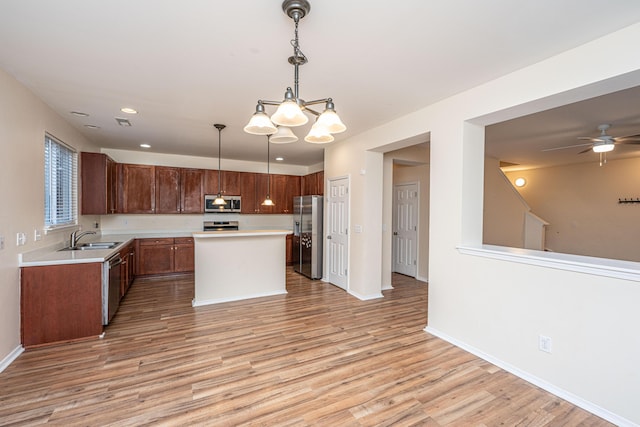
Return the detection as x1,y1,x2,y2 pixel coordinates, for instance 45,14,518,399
34,229,42,241
16,232,26,246
539,335,552,353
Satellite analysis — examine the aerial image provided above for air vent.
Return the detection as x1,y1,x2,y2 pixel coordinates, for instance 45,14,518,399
115,117,132,127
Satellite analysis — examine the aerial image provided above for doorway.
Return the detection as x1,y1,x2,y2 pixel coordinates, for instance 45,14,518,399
392,182,419,277
326,176,349,290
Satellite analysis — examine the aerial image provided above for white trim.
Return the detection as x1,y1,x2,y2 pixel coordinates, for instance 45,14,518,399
0,346,23,373
348,289,384,301
424,326,638,427
191,290,287,307
458,244,640,282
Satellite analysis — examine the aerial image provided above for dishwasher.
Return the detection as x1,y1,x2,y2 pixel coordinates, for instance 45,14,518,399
102,253,122,325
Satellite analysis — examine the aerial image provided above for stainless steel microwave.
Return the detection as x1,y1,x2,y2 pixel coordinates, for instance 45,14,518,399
204,195,241,213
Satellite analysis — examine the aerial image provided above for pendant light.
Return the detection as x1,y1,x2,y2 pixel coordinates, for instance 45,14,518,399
262,135,275,206
213,124,226,205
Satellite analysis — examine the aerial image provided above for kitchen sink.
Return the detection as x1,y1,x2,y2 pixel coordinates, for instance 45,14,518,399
59,242,122,251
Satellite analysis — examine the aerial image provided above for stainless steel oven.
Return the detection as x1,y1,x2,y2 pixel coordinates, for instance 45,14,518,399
203,220,239,231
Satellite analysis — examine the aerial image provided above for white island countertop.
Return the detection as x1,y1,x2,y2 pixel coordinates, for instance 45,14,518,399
193,229,291,238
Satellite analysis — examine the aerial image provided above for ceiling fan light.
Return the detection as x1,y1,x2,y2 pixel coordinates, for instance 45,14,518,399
271,100,308,127
304,123,334,144
592,142,614,153
244,111,277,135
269,126,298,143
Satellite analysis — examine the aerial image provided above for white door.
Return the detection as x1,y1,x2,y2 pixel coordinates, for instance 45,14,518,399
327,177,349,289
393,183,418,277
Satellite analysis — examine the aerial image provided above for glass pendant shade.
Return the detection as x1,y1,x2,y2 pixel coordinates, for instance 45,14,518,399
317,108,346,133
304,122,334,144
244,111,277,135
213,194,226,205
261,196,274,206
271,100,308,127
269,126,298,143
592,142,614,153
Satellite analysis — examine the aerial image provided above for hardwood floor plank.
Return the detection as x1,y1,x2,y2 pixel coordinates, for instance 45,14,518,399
0,270,613,426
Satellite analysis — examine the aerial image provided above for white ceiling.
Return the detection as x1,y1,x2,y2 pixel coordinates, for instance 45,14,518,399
1,1,640,166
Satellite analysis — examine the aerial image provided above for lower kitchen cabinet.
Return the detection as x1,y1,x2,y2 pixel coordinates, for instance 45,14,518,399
120,241,136,297
136,237,194,276
21,263,103,348
286,233,293,265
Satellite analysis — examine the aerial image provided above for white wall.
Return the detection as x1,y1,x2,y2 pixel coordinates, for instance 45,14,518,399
0,68,99,368
325,23,640,425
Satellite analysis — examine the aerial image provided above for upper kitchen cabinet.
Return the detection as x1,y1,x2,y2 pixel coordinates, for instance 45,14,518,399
302,171,324,196
270,174,300,213
223,171,241,195
81,152,118,215
155,167,204,214
119,163,156,214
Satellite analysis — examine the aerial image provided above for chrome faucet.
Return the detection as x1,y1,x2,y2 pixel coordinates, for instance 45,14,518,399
69,230,97,248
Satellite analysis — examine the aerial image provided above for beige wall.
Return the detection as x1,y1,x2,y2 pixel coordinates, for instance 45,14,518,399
504,156,640,262
325,22,640,425
0,68,99,366
483,157,531,248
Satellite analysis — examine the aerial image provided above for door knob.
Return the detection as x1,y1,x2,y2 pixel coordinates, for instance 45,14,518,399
327,235,332,239
393,232,398,235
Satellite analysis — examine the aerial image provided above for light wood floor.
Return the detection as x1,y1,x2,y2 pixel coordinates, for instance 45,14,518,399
1,269,611,426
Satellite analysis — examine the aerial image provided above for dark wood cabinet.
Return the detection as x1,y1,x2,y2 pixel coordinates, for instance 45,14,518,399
120,163,156,213
240,172,257,214
155,167,204,214
301,171,324,196
174,237,195,272
223,170,241,195
271,174,300,213
286,233,293,265
120,241,136,297
21,263,103,348
81,152,117,214
136,237,194,276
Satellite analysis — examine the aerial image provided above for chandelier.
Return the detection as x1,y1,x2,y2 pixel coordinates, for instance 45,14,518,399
243,0,346,144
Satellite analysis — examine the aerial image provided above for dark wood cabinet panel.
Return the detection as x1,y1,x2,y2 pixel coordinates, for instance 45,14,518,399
81,152,117,214
121,163,156,213
271,174,300,213
240,172,257,214
155,167,203,214
174,237,195,273
136,237,194,276
180,169,204,213
204,169,220,195
120,242,136,297
286,233,293,265
223,171,241,195
301,171,324,196
155,166,181,214
21,263,103,348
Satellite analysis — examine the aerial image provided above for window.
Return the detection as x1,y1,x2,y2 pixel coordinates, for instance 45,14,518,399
44,134,77,229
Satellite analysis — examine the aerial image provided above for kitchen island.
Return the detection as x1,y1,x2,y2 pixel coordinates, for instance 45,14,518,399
192,229,290,306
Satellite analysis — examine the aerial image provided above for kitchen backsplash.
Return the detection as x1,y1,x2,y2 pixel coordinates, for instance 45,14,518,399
99,214,294,234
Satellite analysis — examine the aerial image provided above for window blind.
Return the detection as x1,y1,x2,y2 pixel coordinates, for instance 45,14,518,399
44,134,77,229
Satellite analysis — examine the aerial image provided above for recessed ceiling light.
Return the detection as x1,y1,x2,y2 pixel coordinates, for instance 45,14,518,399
514,177,526,187
115,118,132,127
84,124,100,129
140,143,151,148
275,157,284,161
70,111,89,117
120,107,137,114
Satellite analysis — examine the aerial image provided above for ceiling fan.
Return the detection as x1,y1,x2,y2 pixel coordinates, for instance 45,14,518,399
542,124,640,165
542,124,640,154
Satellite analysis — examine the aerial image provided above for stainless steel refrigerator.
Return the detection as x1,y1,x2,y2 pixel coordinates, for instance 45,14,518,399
293,195,323,279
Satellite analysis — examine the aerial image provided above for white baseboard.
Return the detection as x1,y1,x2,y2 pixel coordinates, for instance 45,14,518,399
192,290,288,307
0,345,24,373
424,326,637,427
348,289,383,301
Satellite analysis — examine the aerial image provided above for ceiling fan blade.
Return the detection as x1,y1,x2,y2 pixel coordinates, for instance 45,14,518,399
541,142,593,152
616,134,640,142
577,147,593,154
